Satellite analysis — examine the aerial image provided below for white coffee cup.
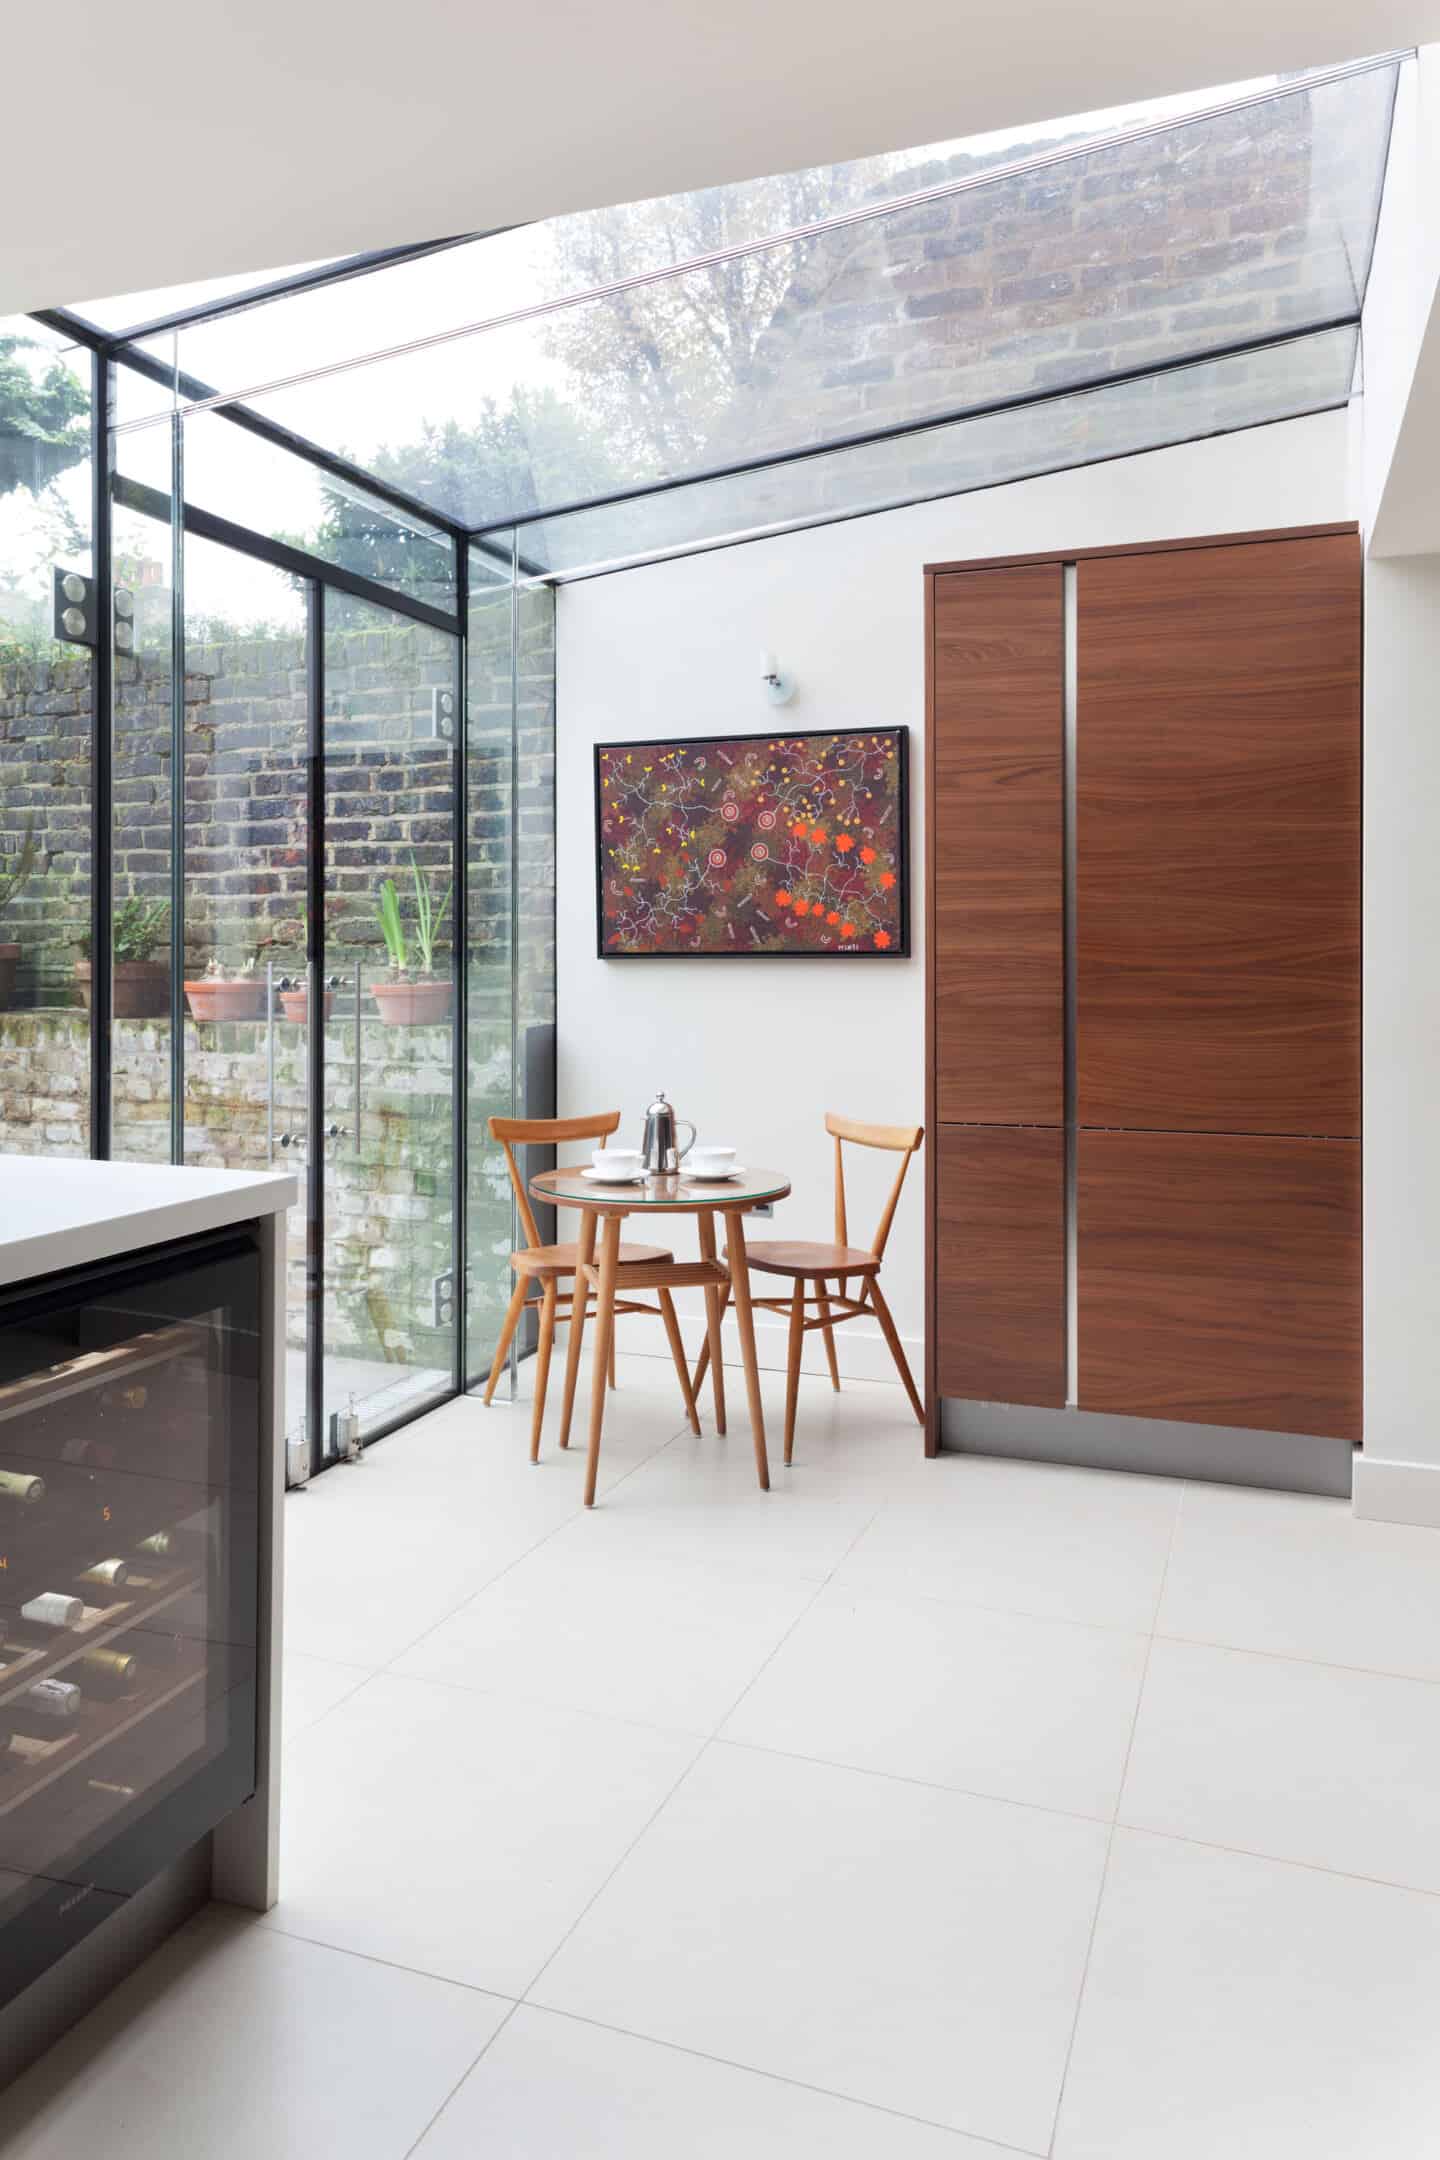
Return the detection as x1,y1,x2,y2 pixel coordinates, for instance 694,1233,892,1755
688,1145,736,1176
592,1147,642,1177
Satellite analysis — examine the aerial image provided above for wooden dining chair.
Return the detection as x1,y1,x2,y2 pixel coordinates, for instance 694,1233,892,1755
483,1112,701,1462
693,1111,925,1463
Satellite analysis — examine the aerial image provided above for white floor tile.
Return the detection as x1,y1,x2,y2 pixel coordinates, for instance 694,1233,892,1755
281,1649,372,1745
281,1462,572,1666
1054,1830,1440,2159
542,1458,879,1589
0,1907,508,2160
262,1671,698,1996
834,1457,1181,1633
723,1584,1149,1818
534,1739,1109,2153
393,1542,813,1735
1120,1636,1440,1891
1158,1482,1440,1680
414,2006,1018,2158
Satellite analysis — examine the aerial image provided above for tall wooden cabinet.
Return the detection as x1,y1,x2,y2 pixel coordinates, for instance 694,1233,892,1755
924,526,1362,1461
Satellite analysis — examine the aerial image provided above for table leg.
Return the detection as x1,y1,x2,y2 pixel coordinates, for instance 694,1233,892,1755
697,1212,727,1435
585,1213,622,1507
558,1208,596,1449
724,1209,769,1492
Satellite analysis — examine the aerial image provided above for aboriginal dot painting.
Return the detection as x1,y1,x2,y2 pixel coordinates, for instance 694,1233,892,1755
595,730,908,957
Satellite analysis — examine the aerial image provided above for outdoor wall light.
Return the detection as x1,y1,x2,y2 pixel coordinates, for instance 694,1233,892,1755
760,650,796,706
52,567,96,647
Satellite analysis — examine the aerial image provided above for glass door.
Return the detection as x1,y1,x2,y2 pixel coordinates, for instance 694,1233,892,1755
179,536,311,1462
317,592,459,1461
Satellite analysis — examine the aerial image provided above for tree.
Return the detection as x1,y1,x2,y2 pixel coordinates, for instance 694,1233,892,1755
0,334,89,501
535,158,906,479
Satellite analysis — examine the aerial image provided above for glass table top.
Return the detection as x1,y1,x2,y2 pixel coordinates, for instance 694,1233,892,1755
532,1167,791,1209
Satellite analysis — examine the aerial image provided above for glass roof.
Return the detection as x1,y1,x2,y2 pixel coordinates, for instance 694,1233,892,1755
89,53,1396,579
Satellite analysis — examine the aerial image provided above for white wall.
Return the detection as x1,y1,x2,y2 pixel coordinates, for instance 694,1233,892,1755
1354,552,1440,1525
1362,49,1440,553
556,411,1353,1378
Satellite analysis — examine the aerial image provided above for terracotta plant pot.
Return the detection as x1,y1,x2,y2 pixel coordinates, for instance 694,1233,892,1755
184,978,268,1024
278,988,334,1024
0,943,18,1011
76,958,170,1020
371,979,453,1027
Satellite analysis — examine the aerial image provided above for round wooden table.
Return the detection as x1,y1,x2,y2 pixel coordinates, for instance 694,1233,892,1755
529,1167,792,1502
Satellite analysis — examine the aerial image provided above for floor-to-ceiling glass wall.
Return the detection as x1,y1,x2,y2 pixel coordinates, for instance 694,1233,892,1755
0,317,93,1151
321,590,458,1444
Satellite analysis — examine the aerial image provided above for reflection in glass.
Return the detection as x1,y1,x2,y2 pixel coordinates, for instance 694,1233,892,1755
322,592,459,1442
0,316,93,1151
522,326,1359,577
159,62,1394,532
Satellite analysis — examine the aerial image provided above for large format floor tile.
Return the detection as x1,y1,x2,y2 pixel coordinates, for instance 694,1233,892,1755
393,1541,813,1735
414,2006,1018,2159
0,1908,508,2160
281,1649,372,1745
541,1457,879,1588
1158,1482,1440,1680
263,1672,699,1995
535,1739,1110,2153
1054,1830,1440,2159
1120,1636,1440,1891
834,1456,1181,1633
722,1584,1149,1818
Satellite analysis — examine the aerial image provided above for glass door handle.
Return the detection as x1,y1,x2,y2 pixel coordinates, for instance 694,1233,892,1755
322,1123,350,1142
278,1131,305,1154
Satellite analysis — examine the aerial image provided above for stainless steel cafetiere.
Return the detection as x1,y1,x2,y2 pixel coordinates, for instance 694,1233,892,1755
640,1089,696,1173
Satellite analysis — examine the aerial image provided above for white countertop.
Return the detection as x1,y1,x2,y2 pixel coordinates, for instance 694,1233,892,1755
0,1156,296,1289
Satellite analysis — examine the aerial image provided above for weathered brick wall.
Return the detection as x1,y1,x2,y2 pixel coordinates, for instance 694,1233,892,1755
0,592,555,1369
711,87,1371,469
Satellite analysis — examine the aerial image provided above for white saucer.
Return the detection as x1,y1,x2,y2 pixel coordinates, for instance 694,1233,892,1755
580,1165,647,1184
685,1165,748,1181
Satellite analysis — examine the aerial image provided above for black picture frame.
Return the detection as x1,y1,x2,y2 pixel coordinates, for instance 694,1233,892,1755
594,725,910,959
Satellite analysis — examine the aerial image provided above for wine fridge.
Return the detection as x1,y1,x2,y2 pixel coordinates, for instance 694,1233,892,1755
0,1227,261,2010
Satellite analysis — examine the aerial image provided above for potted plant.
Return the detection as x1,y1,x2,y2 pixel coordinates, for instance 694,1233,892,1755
76,897,170,1018
0,814,39,1012
184,953,267,1024
371,855,453,1026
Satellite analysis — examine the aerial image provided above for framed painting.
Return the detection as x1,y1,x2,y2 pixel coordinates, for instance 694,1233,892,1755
595,727,909,958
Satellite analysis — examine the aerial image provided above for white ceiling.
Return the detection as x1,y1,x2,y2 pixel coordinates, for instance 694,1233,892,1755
3,0,1435,322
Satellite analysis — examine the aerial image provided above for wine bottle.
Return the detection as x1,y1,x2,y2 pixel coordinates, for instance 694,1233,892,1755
134,1528,203,1563
76,1647,138,1698
1,1678,81,1728
20,1593,83,1630
77,1558,130,1590
0,1469,46,1507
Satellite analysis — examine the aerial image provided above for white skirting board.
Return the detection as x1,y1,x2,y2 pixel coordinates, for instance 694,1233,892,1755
1352,1453,1440,1529
606,1305,921,1389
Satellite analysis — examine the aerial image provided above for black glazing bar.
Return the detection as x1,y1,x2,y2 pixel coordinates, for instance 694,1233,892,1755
110,475,459,635
483,316,1361,541
306,583,327,1476
169,412,185,1165
508,529,522,1387
98,234,493,347
453,538,469,1394
89,350,113,1158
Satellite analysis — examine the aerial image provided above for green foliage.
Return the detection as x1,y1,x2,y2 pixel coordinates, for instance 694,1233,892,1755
377,853,452,977
114,897,170,964
0,335,90,502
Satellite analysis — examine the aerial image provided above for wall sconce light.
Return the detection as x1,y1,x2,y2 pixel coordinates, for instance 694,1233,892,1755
760,650,795,706
53,567,96,648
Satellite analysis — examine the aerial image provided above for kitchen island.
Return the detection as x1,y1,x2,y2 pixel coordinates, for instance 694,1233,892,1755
0,1156,294,2086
